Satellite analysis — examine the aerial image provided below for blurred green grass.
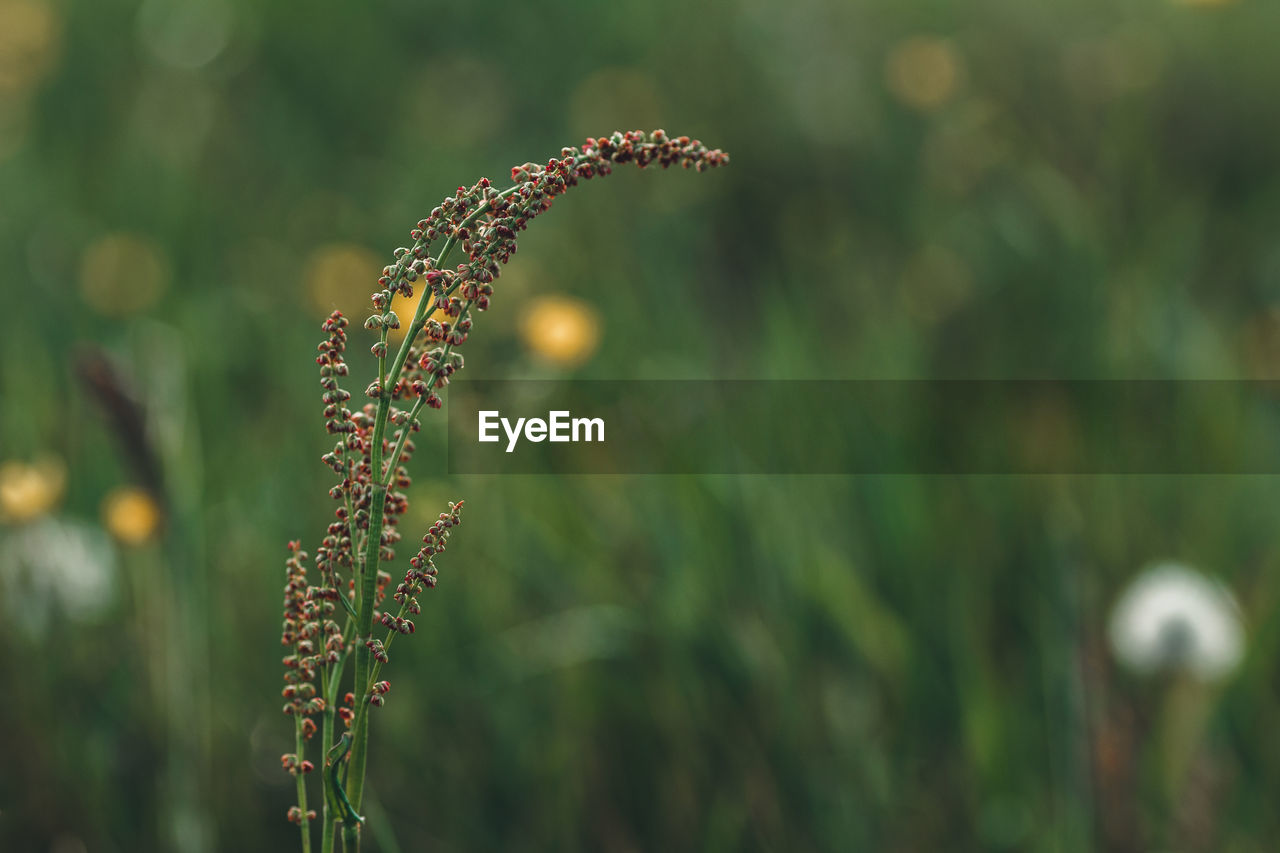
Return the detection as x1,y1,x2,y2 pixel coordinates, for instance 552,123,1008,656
3,0,1280,850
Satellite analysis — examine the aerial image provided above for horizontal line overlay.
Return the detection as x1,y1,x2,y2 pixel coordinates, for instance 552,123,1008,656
445,380,1280,474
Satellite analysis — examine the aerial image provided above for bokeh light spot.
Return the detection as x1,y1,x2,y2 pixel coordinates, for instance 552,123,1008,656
885,36,963,111
0,457,65,524
102,486,163,546
304,243,451,340
520,295,601,368
79,233,170,316
388,284,448,341
131,73,219,166
303,243,380,319
136,0,233,71
0,0,61,97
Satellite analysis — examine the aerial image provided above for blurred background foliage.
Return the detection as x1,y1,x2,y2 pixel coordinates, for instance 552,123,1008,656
2,0,1280,850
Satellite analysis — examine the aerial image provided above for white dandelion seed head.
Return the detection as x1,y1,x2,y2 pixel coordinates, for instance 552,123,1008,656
0,517,116,638
1108,562,1244,681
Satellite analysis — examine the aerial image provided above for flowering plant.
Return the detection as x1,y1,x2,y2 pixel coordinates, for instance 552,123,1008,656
278,130,727,852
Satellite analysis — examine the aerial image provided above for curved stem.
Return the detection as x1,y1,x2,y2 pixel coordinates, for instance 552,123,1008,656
338,183,521,851
381,184,521,401
380,299,475,491
301,137,728,852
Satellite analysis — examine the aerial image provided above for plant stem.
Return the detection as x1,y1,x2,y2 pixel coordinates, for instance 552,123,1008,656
338,183,519,850
294,716,312,853
345,456,361,580
342,821,360,852
346,587,417,750
378,300,473,491
381,396,427,489
345,476,385,834
319,625,353,853
378,326,388,388
380,185,521,403
319,666,335,853
299,136,728,851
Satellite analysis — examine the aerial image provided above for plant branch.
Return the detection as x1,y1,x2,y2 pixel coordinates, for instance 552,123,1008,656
380,299,475,491
289,132,729,853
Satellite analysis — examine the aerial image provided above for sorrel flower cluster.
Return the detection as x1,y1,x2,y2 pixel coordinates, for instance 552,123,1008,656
280,541,321,829
281,130,727,853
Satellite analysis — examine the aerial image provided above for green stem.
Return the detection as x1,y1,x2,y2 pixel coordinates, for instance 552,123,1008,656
381,185,521,402
338,183,519,850
378,326,388,388
346,591,417,749
380,299,474,490
294,716,312,853
319,666,335,853
381,397,427,489
319,623,354,853
344,455,361,584
344,478,385,828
